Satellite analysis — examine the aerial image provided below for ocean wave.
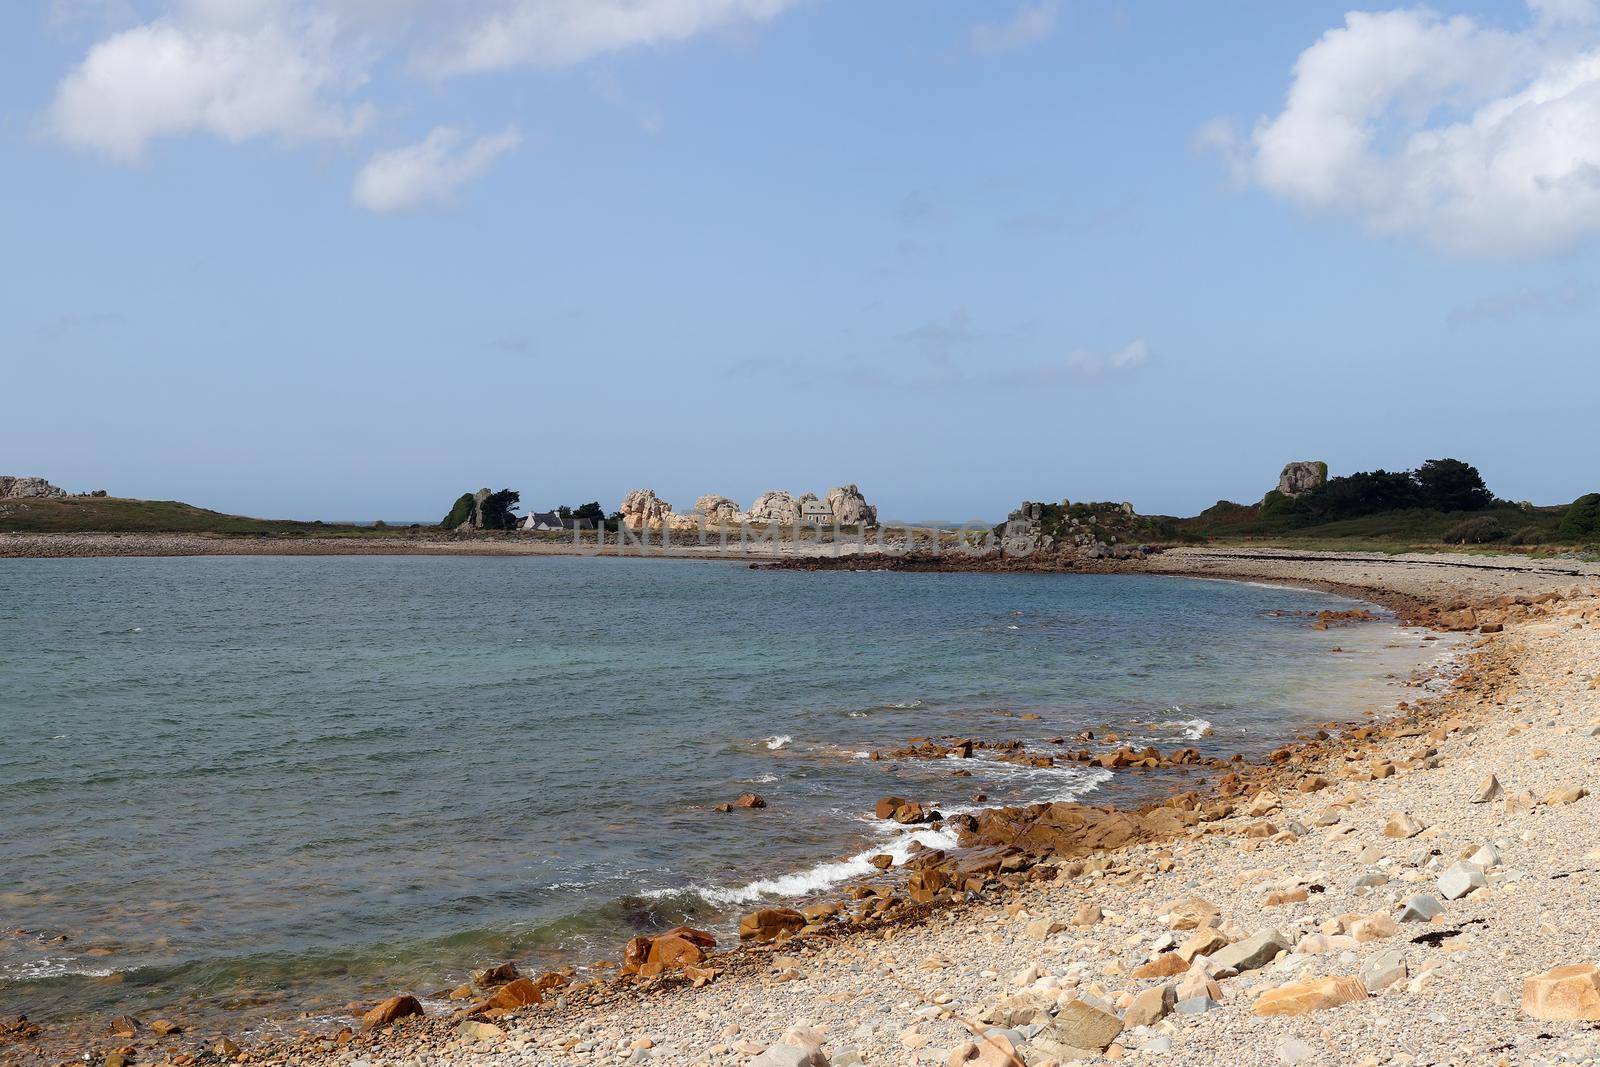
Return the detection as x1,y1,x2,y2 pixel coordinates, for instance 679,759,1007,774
677,825,963,906
1,957,116,982
1153,717,1213,740
764,735,792,750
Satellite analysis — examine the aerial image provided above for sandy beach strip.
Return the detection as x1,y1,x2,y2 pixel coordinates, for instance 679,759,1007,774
10,552,1600,1067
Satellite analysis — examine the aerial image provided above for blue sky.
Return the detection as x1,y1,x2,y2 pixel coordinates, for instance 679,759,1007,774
2,0,1598,522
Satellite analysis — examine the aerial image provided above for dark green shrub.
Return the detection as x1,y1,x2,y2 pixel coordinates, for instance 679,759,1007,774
479,489,521,530
1506,526,1545,546
1442,515,1506,544
441,493,475,529
1558,493,1600,540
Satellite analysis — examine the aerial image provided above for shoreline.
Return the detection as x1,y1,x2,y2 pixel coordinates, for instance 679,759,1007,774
7,554,1600,1067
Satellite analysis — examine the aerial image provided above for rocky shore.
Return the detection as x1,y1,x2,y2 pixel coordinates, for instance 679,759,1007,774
9,552,1600,1067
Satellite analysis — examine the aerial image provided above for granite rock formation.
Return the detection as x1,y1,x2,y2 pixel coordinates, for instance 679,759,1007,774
746,490,801,526
1276,461,1328,498
0,477,66,500
826,484,877,526
695,495,743,525
619,489,673,530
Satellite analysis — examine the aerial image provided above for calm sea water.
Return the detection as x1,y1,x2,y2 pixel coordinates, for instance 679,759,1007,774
0,556,1443,1034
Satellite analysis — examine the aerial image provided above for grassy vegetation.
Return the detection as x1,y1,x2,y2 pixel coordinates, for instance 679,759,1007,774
0,497,417,538
1175,501,1588,554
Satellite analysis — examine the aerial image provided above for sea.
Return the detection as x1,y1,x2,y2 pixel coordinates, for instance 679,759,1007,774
0,555,1453,1036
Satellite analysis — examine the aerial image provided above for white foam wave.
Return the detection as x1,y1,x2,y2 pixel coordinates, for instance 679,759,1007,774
885,700,923,710
688,825,962,905
2,957,116,981
1154,717,1213,740
746,773,779,784
764,735,792,750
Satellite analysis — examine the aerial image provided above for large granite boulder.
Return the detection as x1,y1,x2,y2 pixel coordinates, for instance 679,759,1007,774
826,484,877,526
747,490,801,526
0,477,66,500
1277,461,1328,498
619,489,672,530
695,494,743,525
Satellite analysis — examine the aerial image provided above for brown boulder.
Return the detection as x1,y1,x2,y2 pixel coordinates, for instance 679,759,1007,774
739,908,807,942
735,793,767,809
361,995,424,1030
622,926,716,977
1252,975,1366,1016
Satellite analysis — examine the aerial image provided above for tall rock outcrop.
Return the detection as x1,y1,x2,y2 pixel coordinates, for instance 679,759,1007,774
0,477,66,500
619,489,673,530
826,484,877,526
695,494,743,525
1277,461,1328,498
746,490,801,526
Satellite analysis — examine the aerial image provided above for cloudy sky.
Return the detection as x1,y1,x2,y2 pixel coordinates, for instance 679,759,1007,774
3,0,1598,521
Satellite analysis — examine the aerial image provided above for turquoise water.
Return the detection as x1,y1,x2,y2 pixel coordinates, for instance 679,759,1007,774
0,556,1437,1033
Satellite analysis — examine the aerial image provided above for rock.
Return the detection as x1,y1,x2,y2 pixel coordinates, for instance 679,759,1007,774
1437,861,1487,900
1046,998,1123,1052
1349,913,1397,942
735,793,768,809
361,995,423,1030
875,796,909,819
486,976,545,1008
869,854,894,870
473,961,520,987
971,1032,1023,1067
458,1020,505,1042
747,491,802,526
1124,983,1176,1027
1072,902,1102,927
1130,953,1189,979
108,1015,140,1037
1468,843,1502,868
1210,928,1290,975
1245,790,1282,816
748,1043,822,1067
0,476,66,500
1505,789,1536,814
1253,975,1367,1016
1161,894,1221,930
1398,894,1444,922
1178,927,1230,961
622,926,717,977
1384,812,1426,839
1543,785,1589,806
695,495,743,524
149,1020,181,1037
1276,461,1327,498
826,484,878,526
1523,964,1600,1021
739,908,807,942
1360,948,1408,992
1277,1037,1316,1064
619,489,673,530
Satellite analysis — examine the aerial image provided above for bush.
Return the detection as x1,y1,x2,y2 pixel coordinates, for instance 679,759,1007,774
1414,458,1494,511
441,492,475,529
1507,526,1545,546
479,489,521,530
1558,493,1600,540
1442,516,1506,544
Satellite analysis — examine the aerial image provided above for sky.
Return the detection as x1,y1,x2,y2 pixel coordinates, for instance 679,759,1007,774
3,0,1599,523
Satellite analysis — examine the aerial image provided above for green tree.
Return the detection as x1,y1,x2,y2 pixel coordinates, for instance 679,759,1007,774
572,501,606,526
479,489,522,530
1413,458,1493,511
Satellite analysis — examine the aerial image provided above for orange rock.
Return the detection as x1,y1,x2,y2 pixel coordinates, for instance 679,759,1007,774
738,908,807,942
1130,952,1189,979
361,995,423,1030
1253,976,1366,1016
1523,964,1600,1021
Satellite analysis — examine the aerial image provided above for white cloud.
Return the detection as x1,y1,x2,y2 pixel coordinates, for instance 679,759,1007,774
413,0,805,76
48,5,370,161
1218,1,1600,255
353,125,521,213
46,1,803,161
971,1,1059,57
1064,339,1150,379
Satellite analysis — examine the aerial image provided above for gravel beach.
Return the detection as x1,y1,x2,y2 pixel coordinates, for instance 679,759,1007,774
10,550,1600,1067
